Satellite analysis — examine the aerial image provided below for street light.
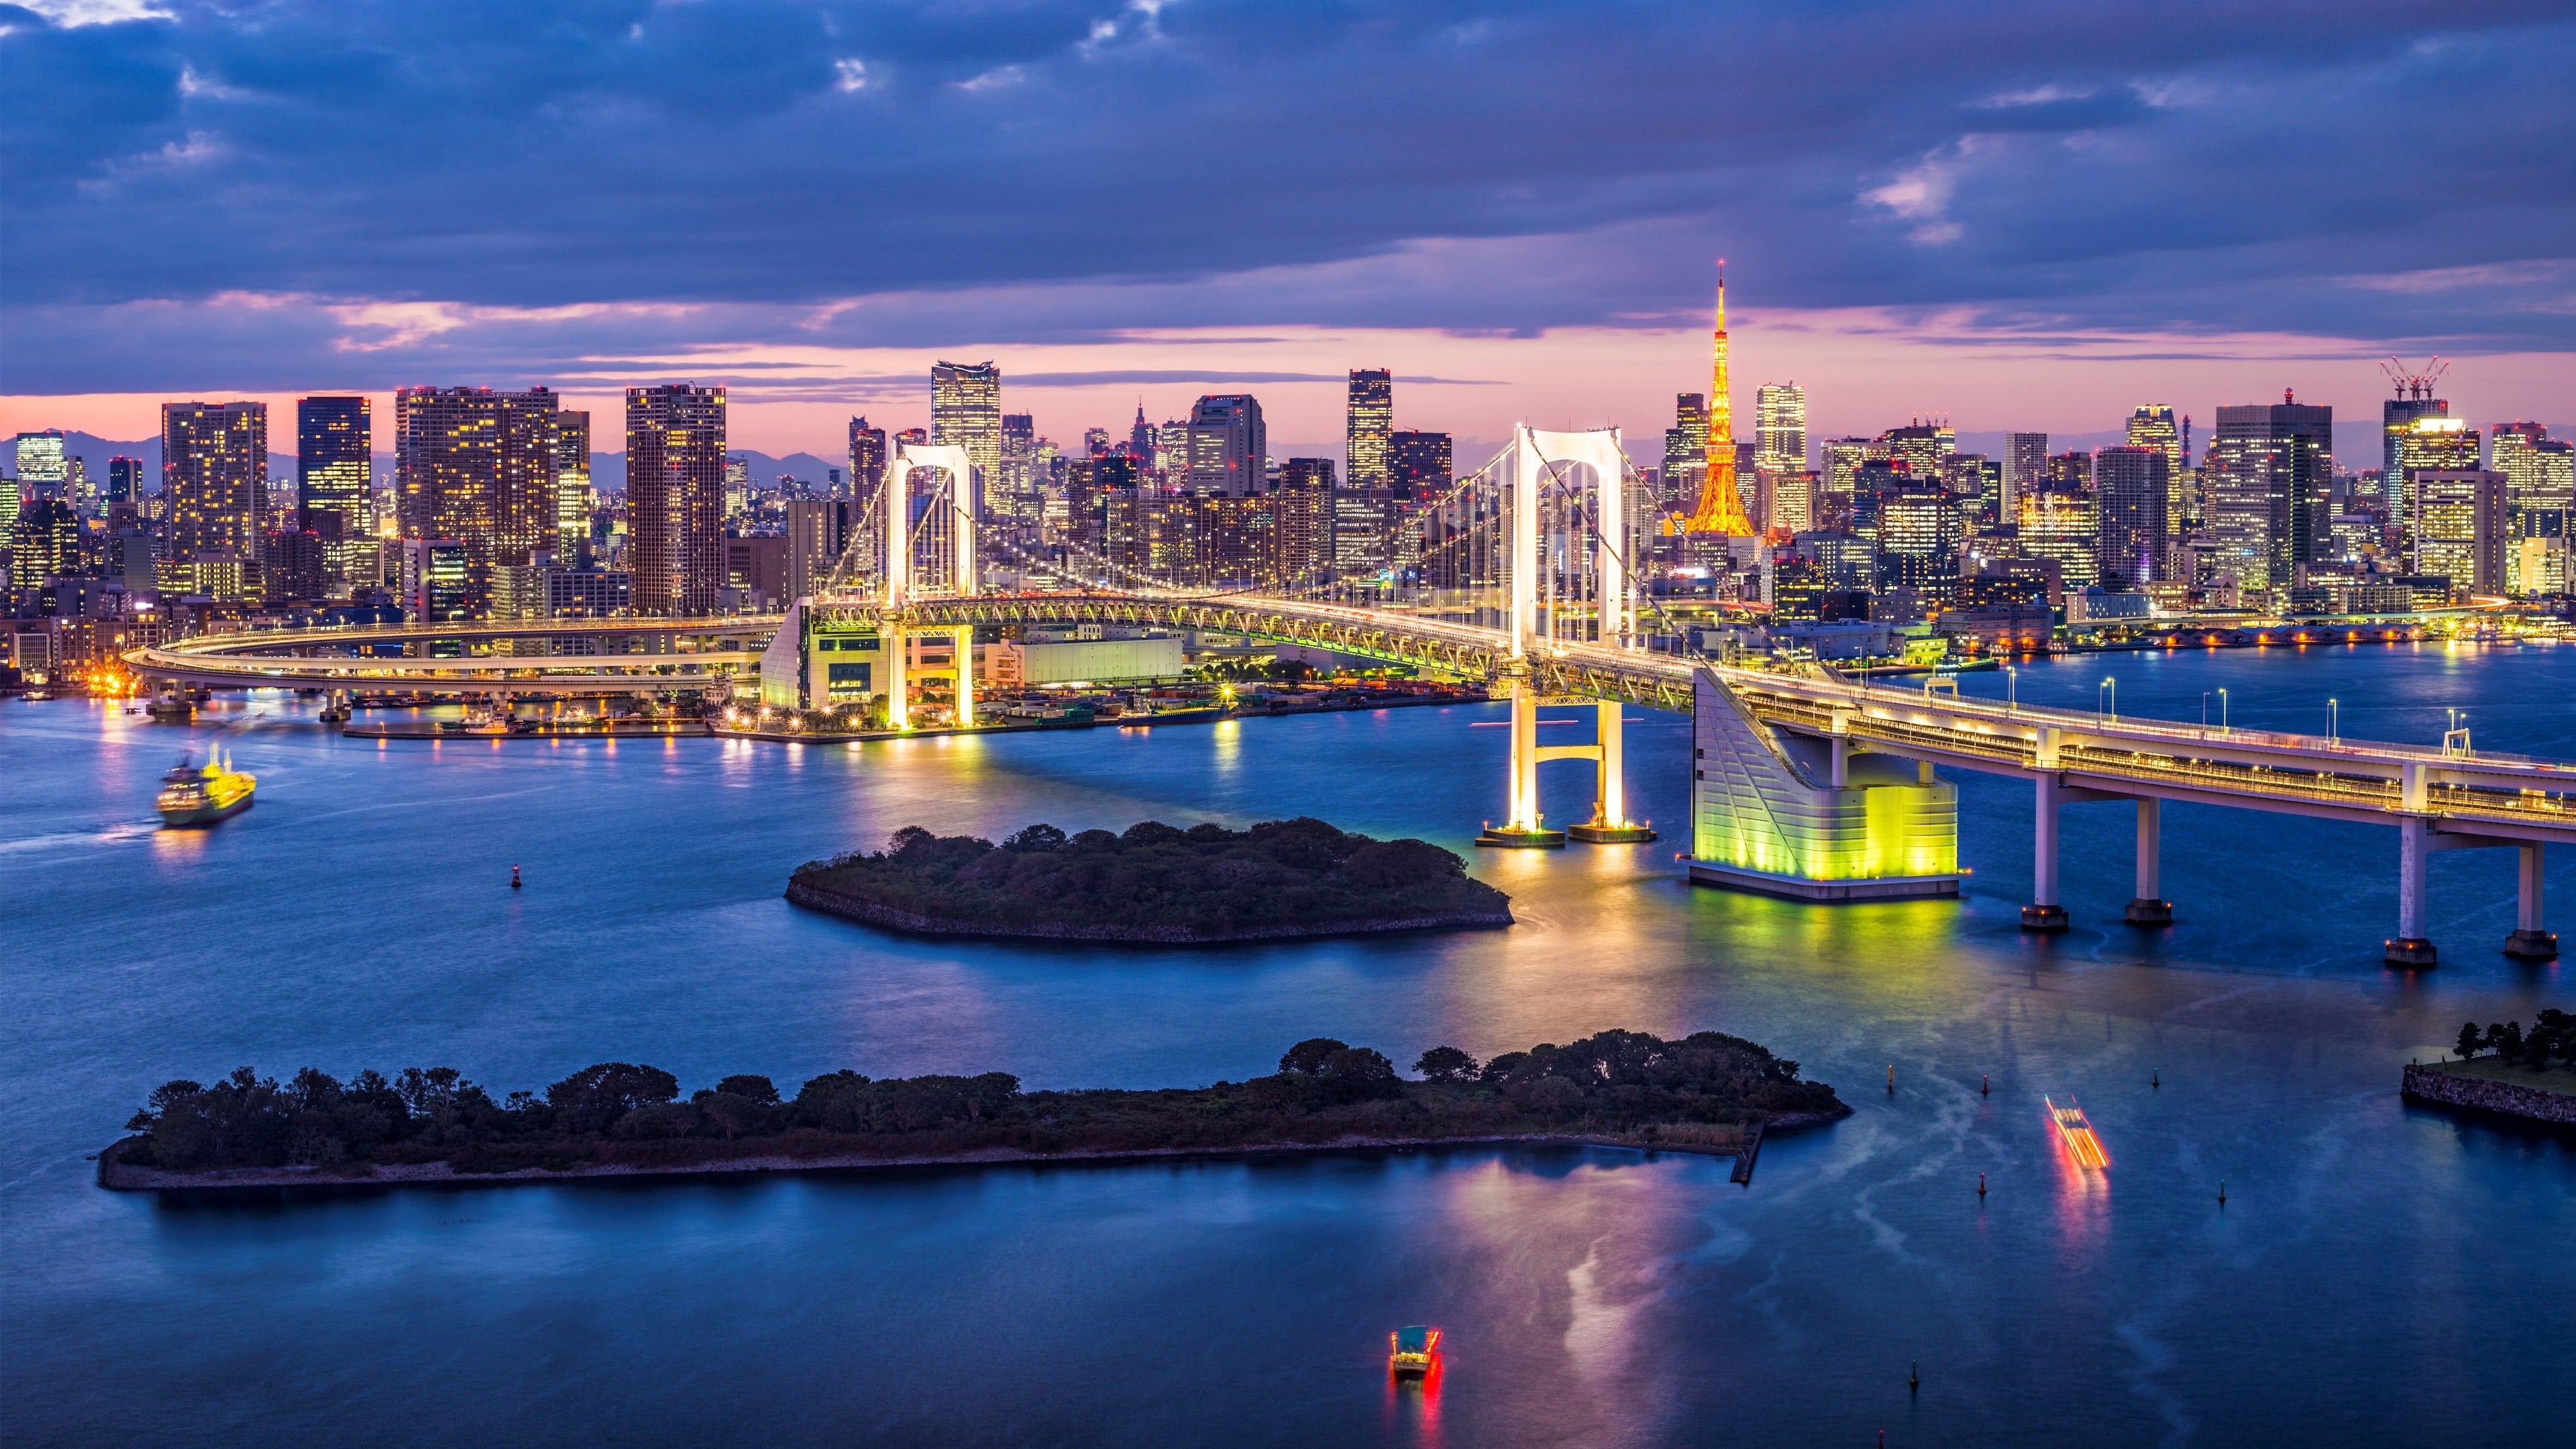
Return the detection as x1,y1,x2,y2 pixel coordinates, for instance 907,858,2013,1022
2005,665,2019,713
2099,676,2116,723
2329,697,2339,744
2218,687,2229,733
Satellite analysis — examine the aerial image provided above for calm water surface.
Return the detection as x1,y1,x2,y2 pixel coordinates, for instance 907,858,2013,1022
4,641,2571,1447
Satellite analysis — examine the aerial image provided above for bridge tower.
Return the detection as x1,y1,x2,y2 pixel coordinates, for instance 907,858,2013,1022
878,442,980,731
1477,425,1655,849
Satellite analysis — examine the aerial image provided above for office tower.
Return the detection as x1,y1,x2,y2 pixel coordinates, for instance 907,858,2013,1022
1764,469,1817,534
2381,369,2449,513
1387,431,1452,500
1345,369,1393,490
2045,451,2092,490
295,396,372,590
2017,488,2100,590
2491,425,2573,576
0,476,17,537
2393,417,2479,520
1685,272,1755,535
1876,421,1955,479
848,417,888,503
1003,412,1040,522
931,360,1003,492
2411,470,2508,597
2208,394,2333,598
724,456,750,521
2093,445,2170,586
1279,458,1336,492
162,401,268,595
1876,486,1964,601
400,539,472,623
106,455,144,508
1755,383,1807,475
11,498,80,581
1818,437,1870,532
2126,405,2184,529
393,386,561,618
1185,394,1265,496
554,409,592,562
786,498,850,602
2001,431,2048,523
1662,394,1708,515
1122,405,1152,462
13,431,68,498
626,384,727,616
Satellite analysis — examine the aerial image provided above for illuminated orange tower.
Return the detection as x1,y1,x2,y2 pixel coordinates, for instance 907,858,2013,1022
1686,266,1755,535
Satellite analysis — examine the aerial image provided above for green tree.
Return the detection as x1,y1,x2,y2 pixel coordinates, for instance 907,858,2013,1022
716,1074,780,1104
1415,1046,1479,1083
1279,1038,1350,1076
2456,1022,2484,1060
545,1063,681,1135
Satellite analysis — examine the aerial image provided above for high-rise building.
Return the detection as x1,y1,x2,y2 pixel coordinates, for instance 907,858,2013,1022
1002,413,1040,523
1346,369,1392,490
1876,486,1964,601
13,431,68,501
626,384,727,616
1186,394,1265,497
1755,384,1807,475
1686,272,1754,535
2017,488,2100,590
2411,469,2508,598
786,498,850,602
1662,394,1708,516
394,387,562,618
106,455,144,506
2382,380,2449,513
11,498,80,582
930,360,1002,494
2093,445,2171,586
162,401,268,594
2491,424,2572,581
1876,421,1955,479
2126,405,2183,529
2393,417,2479,521
2001,433,2047,523
555,410,592,563
296,396,372,589
848,417,887,504
2208,395,2332,598
1279,458,1336,492
1387,431,1452,500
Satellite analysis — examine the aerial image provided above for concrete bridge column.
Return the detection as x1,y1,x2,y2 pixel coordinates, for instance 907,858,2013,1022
1477,675,1564,848
2507,843,2559,960
2022,775,2069,931
2125,797,2173,924
1568,698,1656,844
2387,816,2437,967
883,625,910,730
953,626,976,729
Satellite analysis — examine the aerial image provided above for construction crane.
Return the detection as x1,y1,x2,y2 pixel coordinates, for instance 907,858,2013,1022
2380,356,2449,402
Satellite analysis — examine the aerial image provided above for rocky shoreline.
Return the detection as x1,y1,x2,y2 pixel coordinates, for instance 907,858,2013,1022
2401,1063,2576,1128
783,877,1513,943
99,1110,1848,1193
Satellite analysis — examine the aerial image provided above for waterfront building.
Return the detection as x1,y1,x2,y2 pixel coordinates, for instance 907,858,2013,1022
555,410,592,564
931,361,1002,497
400,538,471,623
295,396,372,592
2410,469,2508,598
725,535,788,610
1388,431,1452,501
1346,369,1392,490
1185,394,1265,497
2491,424,2571,592
2017,488,2100,590
393,386,563,619
626,384,727,616
2094,445,2170,586
162,401,267,598
2208,396,2332,600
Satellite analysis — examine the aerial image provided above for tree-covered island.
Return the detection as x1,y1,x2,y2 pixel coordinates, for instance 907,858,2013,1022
99,1028,1851,1191
785,817,1513,942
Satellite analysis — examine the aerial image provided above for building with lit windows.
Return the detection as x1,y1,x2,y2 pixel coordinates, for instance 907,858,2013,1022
1876,486,1964,602
2018,488,2100,590
626,384,727,616
1662,394,1707,516
2094,445,2169,586
1185,394,1265,497
2394,416,2479,519
2383,389,2449,512
847,417,887,504
394,386,564,619
1756,384,1807,474
2411,469,2508,598
296,396,372,591
162,402,267,596
2002,432,2047,523
555,409,591,563
1387,430,1451,500
930,361,1002,495
2208,397,2332,600
1345,370,1392,490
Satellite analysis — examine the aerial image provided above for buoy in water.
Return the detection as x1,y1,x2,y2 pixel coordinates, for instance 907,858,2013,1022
1981,1073,1989,1096
510,864,523,890
1909,1362,1920,1392
2218,1180,2227,1205
2153,1068,2160,1088
1886,1063,1894,1094
1978,1171,1986,1198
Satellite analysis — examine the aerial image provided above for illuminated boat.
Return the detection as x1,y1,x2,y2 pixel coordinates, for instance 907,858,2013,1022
156,749,256,827
1388,1326,1442,1377
2045,1095,2108,1169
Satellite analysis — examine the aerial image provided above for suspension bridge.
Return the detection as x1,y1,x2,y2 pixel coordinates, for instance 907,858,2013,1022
127,428,2573,965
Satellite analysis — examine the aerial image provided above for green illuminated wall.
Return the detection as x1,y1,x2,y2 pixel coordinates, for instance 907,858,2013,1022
1690,672,1958,882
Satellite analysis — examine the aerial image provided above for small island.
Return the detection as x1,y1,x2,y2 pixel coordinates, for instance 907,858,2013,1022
2402,1009,2575,1128
98,1028,1850,1191
785,817,1513,942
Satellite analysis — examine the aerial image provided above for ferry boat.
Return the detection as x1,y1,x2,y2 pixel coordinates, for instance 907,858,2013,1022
156,749,256,827
1388,1326,1442,1377
2045,1095,2110,1169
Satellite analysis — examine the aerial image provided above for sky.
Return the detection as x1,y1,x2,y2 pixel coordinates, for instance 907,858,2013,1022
3,0,2571,464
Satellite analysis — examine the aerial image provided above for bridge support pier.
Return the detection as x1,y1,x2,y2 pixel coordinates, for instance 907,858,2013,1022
1478,675,1564,848
2125,797,2172,924
2386,816,2438,967
2021,775,2069,931
2506,843,2558,960
953,625,976,729
1568,699,1655,844
883,624,910,731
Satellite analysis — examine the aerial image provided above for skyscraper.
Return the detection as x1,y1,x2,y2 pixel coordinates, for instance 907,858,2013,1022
1755,383,1807,474
2492,423,2572,526
786,497,851,603
1388,431,1452,500
107,455,144,506
2094,445,2170,586
931,360,1002,492
394,386,562,619
1662,394,1707,516
626,384,727,616
848,417,888,503
2209,394,2332,598
13,431,68,498
2393,417,2479,520
2382,376,2449,513
2411,469,2508,597
1686,272,1754,535
2125,405,2182,528
1186,394,1265,497
1346,369,1393,490
555,410,592,562
297,395,372,588
162,401,268,594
